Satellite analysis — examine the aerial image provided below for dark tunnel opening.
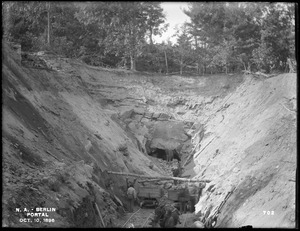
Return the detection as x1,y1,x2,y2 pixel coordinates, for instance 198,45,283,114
148,148,181,162
148,148,166,160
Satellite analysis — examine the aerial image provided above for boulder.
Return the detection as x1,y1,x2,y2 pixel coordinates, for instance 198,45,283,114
149,121,189,150
191,221,205,228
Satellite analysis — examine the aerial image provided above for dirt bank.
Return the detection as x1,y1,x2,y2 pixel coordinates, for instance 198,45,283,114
189,73,296,228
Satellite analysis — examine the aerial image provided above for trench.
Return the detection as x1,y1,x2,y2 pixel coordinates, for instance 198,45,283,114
3,42,296,228
3,42,201,228
102,114,199,228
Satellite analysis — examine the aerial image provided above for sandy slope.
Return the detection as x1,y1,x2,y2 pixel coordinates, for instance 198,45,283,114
188,74,296,228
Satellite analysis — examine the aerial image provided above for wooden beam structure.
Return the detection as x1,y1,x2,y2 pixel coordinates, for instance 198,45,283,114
106,171,210,183
138,175,191,184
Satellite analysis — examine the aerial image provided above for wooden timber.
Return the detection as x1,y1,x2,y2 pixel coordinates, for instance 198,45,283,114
107,171,210,183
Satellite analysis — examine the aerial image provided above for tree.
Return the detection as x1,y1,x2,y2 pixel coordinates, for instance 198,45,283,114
210,37,237,74
2,2,49,50
173,25,196,75
253,3,295,72
142,2,167,45
76,2,165,71
3,2,294,74
183,2,296,74
47,2,51,45
2,2,88,57
184,2,227,47
183,2,229,74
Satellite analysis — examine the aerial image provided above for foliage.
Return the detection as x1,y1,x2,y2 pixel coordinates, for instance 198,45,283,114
136,44,164,72
142,2,167,45
210,37,237,74
251,3,295,72
184,2,295,74
172,25,197,74
75,2,166,70
2,2,48,50
2,2,295,74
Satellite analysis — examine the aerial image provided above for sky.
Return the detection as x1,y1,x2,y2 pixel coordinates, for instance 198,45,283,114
153,2,190,44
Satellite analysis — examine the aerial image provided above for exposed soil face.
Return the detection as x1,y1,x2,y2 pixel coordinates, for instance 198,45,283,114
190,73,296,228
2,43,296,228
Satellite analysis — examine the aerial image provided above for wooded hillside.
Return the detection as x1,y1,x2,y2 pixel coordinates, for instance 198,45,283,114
2,2,296,74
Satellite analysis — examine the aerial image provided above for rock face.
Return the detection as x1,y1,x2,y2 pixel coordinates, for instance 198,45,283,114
2,42,296,228
150,121,188,148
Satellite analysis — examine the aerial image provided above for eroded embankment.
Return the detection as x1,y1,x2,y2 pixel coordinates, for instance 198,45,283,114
3,42,215,228
2,43,165,227
188,73,296,228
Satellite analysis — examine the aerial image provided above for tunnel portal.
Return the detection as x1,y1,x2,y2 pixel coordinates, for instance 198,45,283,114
148,148,181,162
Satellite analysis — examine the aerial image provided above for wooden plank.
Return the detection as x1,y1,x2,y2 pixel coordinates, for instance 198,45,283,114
107,171,210,183
45,150,60,161
95,203,105,228
138,179,172,183
194,137,215,159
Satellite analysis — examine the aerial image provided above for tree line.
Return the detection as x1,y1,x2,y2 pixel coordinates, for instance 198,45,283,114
2,2,295,74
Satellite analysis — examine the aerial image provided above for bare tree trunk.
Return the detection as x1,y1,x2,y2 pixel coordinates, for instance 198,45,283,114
123,57,127,69
287,58,296,73
242,60,246,71
47,2,51,46
164,50,168,74
129,20,136,71
149,28,153,45
130,54,136,71
247,62,252,72
180,55,183,75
